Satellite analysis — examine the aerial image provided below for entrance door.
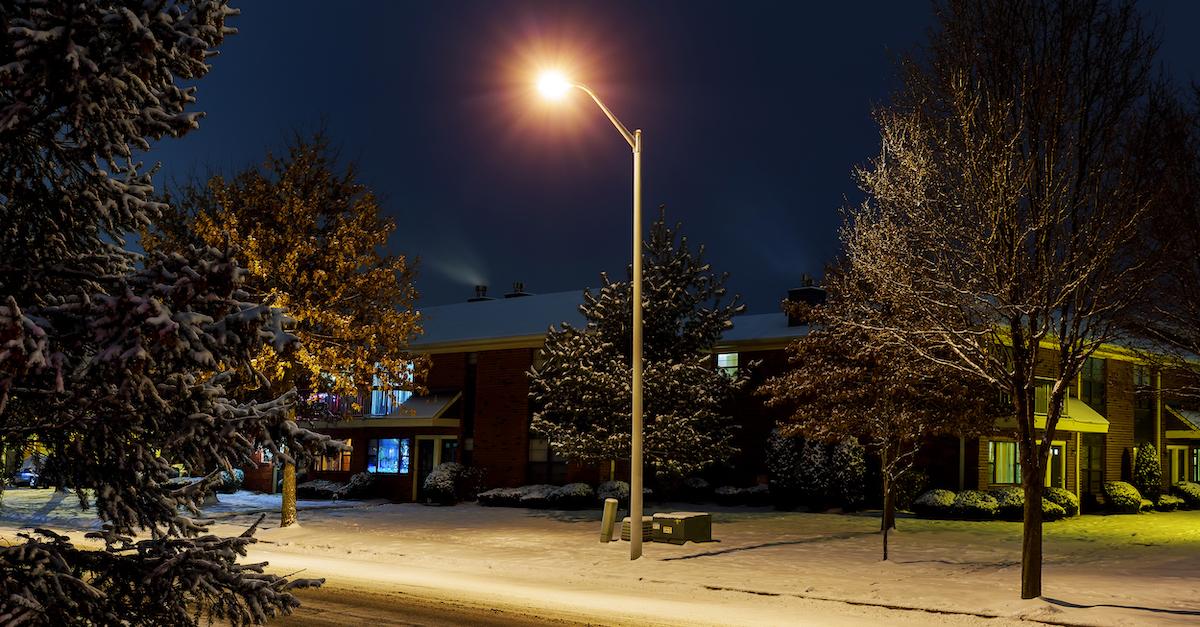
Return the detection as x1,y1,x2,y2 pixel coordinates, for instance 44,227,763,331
1168,446,1188,485
1045,442,1066,488
414,436,458,502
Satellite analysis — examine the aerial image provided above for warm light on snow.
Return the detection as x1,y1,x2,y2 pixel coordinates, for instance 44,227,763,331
536,71,573,100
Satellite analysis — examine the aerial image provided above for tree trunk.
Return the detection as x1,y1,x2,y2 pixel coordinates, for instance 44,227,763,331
281,442,297,527
1021,463,1044,598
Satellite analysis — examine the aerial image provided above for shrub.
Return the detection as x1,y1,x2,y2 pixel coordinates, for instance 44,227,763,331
1103,481,1143,514
1155,494,1184,512
714,485,743,506
1041,498,1067,521
596,480,630,504
766,431,803,509
1139,498,1154,513
1132,443,1163,500
990,487,1024,521
477,487,523,507
912,489,956,518
296,479,342,500
340,472,375,499
952,490,999,520
215,468,244,494
798,439,830,507
831,438,866,511
892,470,930,510
517,484,558,509
422,463,464,505
549,483,595,509
1044,487,1080,517
681,477,711,502
1173,481,1200,508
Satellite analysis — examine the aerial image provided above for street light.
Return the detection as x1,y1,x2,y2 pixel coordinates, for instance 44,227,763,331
536,70,645,560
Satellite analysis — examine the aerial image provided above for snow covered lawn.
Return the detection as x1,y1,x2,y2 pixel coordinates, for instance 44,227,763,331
3,492,1199,625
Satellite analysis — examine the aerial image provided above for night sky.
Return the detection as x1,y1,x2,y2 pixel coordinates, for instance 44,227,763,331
148,1,1200,314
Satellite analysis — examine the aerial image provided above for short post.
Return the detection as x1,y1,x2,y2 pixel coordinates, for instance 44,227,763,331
600,497,618,542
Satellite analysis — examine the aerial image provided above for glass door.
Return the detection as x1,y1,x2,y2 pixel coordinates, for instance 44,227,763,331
414,436,459,502
1045,442,1066,488
1168,446,1188,485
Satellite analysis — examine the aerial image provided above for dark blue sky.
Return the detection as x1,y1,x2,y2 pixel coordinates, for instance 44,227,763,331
148,1,1200,313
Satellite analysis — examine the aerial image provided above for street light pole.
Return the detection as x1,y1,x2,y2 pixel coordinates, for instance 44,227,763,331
538,73,644,560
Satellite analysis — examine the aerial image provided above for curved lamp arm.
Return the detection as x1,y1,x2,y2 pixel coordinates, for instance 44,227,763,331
574,83,636,150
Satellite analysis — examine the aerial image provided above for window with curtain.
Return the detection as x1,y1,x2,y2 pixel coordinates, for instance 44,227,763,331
989,441,1021,484
716,352,739,378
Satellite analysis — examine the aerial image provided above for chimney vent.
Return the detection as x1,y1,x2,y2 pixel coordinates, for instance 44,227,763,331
468,284,494,302
786,276,826,326
504,281,532,298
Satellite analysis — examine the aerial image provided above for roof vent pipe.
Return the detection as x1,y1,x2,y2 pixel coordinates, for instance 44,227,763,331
504,281,532,298
468,285,494,302
786,274,826,327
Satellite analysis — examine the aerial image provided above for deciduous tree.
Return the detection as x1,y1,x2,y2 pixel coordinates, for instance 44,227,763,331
842,0,1187,596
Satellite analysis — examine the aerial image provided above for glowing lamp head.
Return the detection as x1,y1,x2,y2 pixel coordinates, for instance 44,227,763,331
537,71,572,100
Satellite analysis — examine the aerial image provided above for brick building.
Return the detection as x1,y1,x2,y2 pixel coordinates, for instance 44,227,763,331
287,283,1200,507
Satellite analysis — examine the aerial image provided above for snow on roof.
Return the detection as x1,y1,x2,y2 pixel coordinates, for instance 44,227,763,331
410,290,805,351
411,291,588,349
1167,405,1200,432
399,392,462,420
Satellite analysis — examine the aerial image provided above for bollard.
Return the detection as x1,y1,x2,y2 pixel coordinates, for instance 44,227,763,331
600,497,618,542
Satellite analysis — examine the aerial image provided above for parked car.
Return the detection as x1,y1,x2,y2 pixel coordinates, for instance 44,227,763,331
12,463,41,488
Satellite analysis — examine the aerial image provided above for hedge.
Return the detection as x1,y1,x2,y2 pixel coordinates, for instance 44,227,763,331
953,490,999,520
912,489,956,518
1174,482,1200,508
1156,494,1185,512
1044,487,1080,517
1103,481,1143,514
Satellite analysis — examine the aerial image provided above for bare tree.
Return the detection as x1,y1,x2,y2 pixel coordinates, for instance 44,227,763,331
843,0,1188,598
759,271,996,560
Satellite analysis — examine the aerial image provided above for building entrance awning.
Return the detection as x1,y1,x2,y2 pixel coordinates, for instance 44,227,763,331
1166,405,1200,440
996,397,1109,434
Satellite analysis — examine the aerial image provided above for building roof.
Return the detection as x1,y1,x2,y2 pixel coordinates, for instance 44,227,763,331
410,290,805,353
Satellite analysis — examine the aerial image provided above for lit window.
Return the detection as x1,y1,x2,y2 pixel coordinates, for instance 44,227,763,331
989,441,1021,484
316,439,352,471
367,438,410,474
370,365,414,416
716,352,739,378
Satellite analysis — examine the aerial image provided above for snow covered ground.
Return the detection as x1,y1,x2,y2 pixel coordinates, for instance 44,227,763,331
2,489,1199,625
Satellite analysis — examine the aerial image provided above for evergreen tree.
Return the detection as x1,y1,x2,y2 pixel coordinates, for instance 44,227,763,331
765,430,803,509
831,438,867,511
798,439,830,509
0,1,332,623
530,210,746,478
1133,442,1163,500
146,133,424,526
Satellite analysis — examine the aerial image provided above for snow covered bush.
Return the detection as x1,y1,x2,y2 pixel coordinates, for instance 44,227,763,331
215,469,245,494
340,472,376,499
1041,498,1067,521
1155,494,1184,512
549,483,595,509
1173,481,1200,508
296,480,343,500
596,480,631,505
1044,487,1079,517
714,484,770,506
765,431,803,509
0,2,333,622
831,438,866,511
681,476,712,502
990,487,1025,521
1132,443,1163,499
892,469,930,510
517,484,558,509
1103,481,1143,514
798,439,830,508
421,463,481,505
477,487,524,507
952,490,999,520
1139,498,1154,513
912,489,956,518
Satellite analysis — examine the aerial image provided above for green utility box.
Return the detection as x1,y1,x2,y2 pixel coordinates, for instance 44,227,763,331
620,516,653,542
652,512,712,545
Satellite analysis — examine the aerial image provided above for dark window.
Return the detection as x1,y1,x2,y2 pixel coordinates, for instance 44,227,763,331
1080,358,1105,412
1081,434,1105,495
1133,366,1155,445
367,438,410,474
527,436,568,484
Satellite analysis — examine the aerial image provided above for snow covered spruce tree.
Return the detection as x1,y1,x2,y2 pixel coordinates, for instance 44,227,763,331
0,2,335,623
842,0,1188,596
760,269,997,560
530,210,747,478
145,133,425,527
